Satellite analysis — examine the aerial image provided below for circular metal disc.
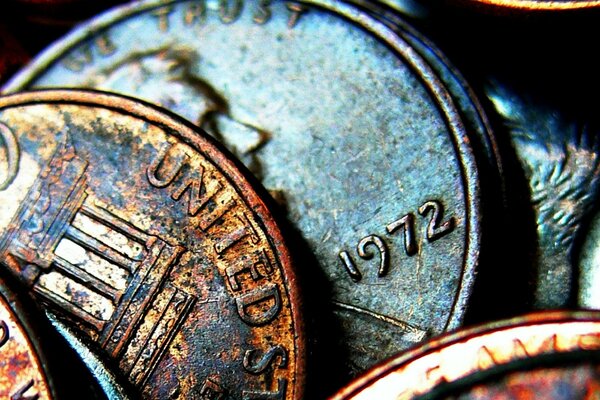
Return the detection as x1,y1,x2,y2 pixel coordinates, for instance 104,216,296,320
0,89,304,399
0,277,54,400
332,312,600,399
4,0,486,375
455,0,600,10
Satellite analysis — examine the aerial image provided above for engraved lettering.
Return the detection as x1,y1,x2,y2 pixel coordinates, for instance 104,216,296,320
171,165,223,217
96,34,116,56
339,250,361,281
243,345,288,375
476,345,499,369
578,333,600,350
0,122,19,191
153,5,174,32
219,0,243,24
199,378,225,399
185,2,207,25
242,378,286,400
286,3,307,28
386,213,417,256
61,35,116,71
226,250,272,291
0,320,8,348
339,235,389,281
538,333,559,352
253,0,272,24
62,45,93,72
197,197,236,231
511,338,531,357
425,364,447,385
418,200,455,242
147,143,187,188
236,283,281,325
215,213,259,255
357,235,389,278
11,380,38,400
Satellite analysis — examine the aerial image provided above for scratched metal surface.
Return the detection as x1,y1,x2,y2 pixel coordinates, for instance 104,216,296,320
331,312,600,400
1,0,497,379
0,270,112,399
0,90,304,399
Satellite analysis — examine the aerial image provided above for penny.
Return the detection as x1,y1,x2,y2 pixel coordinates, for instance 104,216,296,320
332,312,600,399
0,89,304,399
0,270,114,399
0,276,54,400
3,0,497,379
440,362,600,399
452,0,600,11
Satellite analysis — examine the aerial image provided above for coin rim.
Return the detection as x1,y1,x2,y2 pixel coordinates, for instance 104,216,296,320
0,88,307,399
331,310,600,399
0,274,56,399
2,0,483,336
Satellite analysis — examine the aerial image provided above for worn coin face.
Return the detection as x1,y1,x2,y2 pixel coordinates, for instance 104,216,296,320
332,312,600,399
4,0,489,376
0,89,304,399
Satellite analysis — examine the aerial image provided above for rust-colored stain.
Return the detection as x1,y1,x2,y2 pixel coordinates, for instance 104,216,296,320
0,90,305,399
333,312,600,399
0,286,51,400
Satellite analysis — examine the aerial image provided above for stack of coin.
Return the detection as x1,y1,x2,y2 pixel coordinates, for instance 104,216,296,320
0,0,598,398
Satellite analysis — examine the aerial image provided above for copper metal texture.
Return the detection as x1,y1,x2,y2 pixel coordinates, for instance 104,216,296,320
453,0,600,11
3,0,494,377
0,89,304,399
332,312,600,399
0,270,115,400
0,276,53,400
437,362,600,399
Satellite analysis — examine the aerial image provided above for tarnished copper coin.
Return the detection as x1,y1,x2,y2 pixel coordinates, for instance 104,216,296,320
439,361,600,399
0,277,53,399
332,312,600,399
0,89,304,399
452,0,600,11
3,0,499,379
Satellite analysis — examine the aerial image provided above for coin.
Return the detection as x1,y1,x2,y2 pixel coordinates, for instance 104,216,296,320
332,312,600,399
0,89,304,398
451,0,600,11
3,0,496,379
0,269,113,399
0,276,54,399
486,84,600,308
438,360,600,399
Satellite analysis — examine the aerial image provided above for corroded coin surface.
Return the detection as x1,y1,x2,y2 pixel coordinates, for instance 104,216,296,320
0,278,53,400
332,312,600,399
0,89,304,399
4,0,491,377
